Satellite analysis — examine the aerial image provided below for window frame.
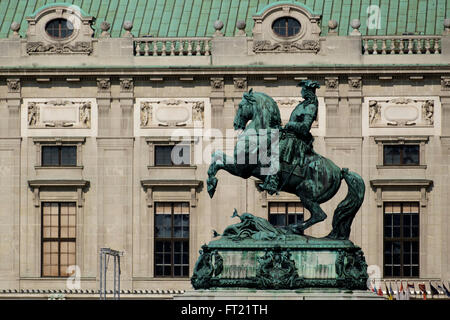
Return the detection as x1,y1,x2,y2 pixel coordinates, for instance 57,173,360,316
383,144,420,166
153,144,191,167
41,145,78,167
41,201,77,278
271,17,301,38
383,201,420,278
45,18,74,39
374,136,428,169
268,202,305,234
33,137,85,168
153,202,190,278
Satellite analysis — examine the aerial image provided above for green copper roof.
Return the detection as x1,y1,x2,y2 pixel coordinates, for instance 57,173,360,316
0,0,449,38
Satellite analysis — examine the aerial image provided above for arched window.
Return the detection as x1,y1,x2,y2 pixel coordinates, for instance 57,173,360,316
45,18,74,39
272,17,301,37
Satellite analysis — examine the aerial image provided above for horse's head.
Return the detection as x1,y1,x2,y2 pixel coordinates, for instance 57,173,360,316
234,89,256,131
234,89,282,131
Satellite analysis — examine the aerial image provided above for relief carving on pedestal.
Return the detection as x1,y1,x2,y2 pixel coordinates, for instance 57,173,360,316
368,98,435,127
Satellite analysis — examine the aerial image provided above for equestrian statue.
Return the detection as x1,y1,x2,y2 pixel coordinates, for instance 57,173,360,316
206,80,365,240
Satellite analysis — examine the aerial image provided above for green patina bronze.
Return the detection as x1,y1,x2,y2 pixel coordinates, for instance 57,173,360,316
194,80,368,291
207,80,365,239
191,210,368,290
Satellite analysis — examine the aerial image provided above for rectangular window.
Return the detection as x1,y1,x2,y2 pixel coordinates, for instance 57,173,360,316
42,146,77,166
154,202,189,277
154,145,190,166
383,202,419,277
383,145,419,166
41,202,76,277
269,202,305,234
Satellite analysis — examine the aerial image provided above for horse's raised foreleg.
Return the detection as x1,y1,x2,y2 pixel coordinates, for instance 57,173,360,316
207,150,242,198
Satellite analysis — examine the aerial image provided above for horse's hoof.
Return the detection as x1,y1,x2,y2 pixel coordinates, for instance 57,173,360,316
207,177,218,198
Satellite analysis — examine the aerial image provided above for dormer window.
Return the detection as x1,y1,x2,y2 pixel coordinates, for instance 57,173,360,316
45,18,74,39
272,17,301,37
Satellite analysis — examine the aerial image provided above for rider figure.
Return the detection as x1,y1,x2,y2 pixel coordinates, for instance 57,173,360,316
259,80,320,195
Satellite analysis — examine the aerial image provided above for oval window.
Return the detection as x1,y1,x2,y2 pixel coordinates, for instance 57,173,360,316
45,18,74,39
272,17,301,37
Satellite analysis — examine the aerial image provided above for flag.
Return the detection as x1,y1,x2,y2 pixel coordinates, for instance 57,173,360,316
395,282,401,300
388,284,394,300
372,283,377,293
430,282,439,297
418,283,427,300
407,283,414,300
441,283,450,297
378,287,383,296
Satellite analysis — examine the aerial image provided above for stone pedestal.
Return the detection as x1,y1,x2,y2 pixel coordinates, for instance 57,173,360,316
175,289,384,300
191,212,370,293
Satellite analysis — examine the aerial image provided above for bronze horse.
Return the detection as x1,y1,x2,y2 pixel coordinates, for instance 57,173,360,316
206,89,365,240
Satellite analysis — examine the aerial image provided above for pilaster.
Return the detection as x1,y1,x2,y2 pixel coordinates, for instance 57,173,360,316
441,76,450,136
119,77,134,136
6,78,21,136
96,77,111,136
347,76,362,136
210,77,225,132
324,77,340,137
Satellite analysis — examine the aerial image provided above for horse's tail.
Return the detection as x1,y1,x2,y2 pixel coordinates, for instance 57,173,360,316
327,168,365,240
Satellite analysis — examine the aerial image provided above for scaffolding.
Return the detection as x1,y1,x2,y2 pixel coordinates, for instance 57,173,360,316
99,248,124,300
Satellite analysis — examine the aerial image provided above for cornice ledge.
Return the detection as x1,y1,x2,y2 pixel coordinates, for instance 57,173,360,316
28,179,90,188
140,179,203,188
369,179,433,188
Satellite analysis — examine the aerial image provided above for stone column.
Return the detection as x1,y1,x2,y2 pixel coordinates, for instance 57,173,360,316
324,77,340,137
210,77,225,133
347,76,362,136
119,78,134,136
6,78,21,136
97,78,111,136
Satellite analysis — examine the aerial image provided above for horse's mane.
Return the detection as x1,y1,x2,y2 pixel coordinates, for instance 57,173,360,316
250,91,282,129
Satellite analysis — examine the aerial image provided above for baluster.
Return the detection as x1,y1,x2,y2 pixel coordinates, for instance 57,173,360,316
187,40,193,56
390,39,396,54
363,39,369,55
372,39,378,55
161,41,167,56
407,38,413,54
416,38,422,54
399,40,404,54
425,39,431,54
134,41,141,56
178,40,184,56
143,41,149,56
152,41,158,56
170,41,175,56
381,39,387,54
204,40,210,56
196,40,202,56
434,39,440,54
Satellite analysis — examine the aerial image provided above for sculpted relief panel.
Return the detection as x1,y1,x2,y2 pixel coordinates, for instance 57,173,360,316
22,98,97,137
368,98,435,127
135,98,210,136
363,97,441,136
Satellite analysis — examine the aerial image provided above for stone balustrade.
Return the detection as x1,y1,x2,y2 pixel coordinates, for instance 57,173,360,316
134,37,212,56
362,35,442,55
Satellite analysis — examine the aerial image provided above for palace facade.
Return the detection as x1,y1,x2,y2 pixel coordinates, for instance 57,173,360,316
0,0,449,299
